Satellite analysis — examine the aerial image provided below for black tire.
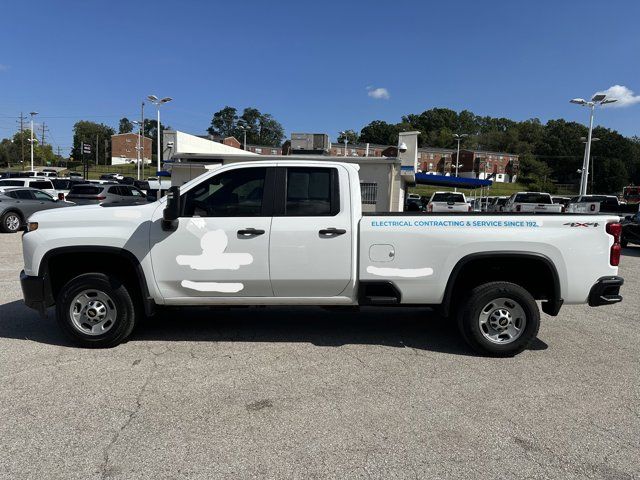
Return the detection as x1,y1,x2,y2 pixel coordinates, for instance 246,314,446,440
56,273,137,348
1,210,22,233
457,281,540,357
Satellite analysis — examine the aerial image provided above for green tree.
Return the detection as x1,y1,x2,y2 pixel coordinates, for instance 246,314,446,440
71,121,115,165
142,119,170,159
358,120,399,145
119,117,133,134
207,106,285,147
337,129,359,145
207,106,238,138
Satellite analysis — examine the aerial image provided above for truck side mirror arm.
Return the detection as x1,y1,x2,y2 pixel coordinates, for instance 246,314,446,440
162,186,181,231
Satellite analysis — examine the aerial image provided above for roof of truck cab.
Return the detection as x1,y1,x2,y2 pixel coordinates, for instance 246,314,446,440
172,153,401,165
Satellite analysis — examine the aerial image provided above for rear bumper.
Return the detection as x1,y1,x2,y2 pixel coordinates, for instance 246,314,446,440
588,276,624,307
20,270,54,314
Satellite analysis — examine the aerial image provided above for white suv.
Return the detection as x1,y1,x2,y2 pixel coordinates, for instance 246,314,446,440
0,177,57,196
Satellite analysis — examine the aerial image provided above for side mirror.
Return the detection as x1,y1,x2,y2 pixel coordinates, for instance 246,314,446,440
162,186,181,231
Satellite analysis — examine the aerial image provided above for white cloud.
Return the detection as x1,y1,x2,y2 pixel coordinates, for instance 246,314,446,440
366,86,390,100
0,64,9,72
594,85,640,107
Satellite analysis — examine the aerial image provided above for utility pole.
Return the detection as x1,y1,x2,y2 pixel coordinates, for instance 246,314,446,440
41,122,46,146
96,134,99,165
17,112,26,165
141,101,145,179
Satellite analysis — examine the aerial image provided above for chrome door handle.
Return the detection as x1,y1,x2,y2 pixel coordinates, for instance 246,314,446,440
237,228,265,237
319,228,346,236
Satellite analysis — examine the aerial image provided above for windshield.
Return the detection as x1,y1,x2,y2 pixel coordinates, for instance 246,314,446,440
431,193,465,203
514,193,552,204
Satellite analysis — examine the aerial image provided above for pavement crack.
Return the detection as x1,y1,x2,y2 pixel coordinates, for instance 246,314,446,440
99,357,158,479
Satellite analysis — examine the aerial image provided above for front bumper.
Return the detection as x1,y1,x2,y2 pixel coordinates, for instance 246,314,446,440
20,270,54,315
588,276,624,307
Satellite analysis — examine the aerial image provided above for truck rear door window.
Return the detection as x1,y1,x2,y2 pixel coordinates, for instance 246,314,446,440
285,167,338,216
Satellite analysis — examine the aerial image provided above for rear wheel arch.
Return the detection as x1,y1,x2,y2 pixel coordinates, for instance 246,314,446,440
441,252,561,317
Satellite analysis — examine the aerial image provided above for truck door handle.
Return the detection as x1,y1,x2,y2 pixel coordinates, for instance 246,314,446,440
237,228,265,237
319,228,346,236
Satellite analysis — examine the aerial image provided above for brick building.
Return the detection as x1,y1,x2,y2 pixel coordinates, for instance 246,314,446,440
451,149,519,183
329,142,389,158
110,133,153,165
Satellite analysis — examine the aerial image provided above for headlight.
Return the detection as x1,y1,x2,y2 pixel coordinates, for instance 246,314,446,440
27,222,38,232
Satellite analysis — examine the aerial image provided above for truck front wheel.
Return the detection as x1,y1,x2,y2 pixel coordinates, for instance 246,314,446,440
457,281,540,357
56,273,136,348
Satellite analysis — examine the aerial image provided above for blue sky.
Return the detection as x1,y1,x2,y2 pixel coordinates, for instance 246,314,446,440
1,0,639,154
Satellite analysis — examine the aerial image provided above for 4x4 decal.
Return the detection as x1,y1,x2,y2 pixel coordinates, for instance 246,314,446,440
564,222,600,227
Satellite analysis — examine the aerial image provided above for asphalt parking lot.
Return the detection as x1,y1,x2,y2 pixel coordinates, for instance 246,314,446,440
0,232,638,480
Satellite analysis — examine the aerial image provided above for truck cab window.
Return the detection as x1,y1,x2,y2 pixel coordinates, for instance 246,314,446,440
183,167,267,217
285,167,338,216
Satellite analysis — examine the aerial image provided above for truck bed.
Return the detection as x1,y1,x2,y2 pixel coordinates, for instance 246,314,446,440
358,212,620,305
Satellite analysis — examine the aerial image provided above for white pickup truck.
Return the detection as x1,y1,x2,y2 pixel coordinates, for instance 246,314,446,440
20,160,624,356
504,192,564,213
427,191,470,212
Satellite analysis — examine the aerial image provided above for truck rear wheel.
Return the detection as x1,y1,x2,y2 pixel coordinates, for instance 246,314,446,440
457,281,540,357
56,273,136,348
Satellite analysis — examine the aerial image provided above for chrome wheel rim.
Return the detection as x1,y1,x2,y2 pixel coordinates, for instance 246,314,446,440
5,214,20,232
69,289,117,336
478,297,526,344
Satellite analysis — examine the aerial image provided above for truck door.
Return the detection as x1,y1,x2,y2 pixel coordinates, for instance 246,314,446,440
149,166,275,299
269,166,353,297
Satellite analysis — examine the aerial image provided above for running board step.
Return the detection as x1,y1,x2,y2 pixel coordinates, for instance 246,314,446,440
364,296,399,305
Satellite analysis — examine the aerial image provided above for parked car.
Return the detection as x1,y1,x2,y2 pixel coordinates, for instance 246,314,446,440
504,192,563,213
0,187,72,233
68,172,84,180
427,191,470,212
621,212,640,247
20,170,58,178
566,195,638,215
487,196,508,212
0,177,57,196
51,178,88,201
21,160,623,355
405,193,422,211
100,173,125,181
65,184,150,206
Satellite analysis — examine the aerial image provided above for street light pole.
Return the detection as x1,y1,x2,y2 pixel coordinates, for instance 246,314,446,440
452,133,468,192
580,136,600,195
339,131,348,157
29,112,38,171
147,95,173,175
132,120,142,180
570,94,617,196
238,124,251,150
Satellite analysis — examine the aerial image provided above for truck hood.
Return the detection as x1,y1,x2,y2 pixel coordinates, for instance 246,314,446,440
29,201,161,226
